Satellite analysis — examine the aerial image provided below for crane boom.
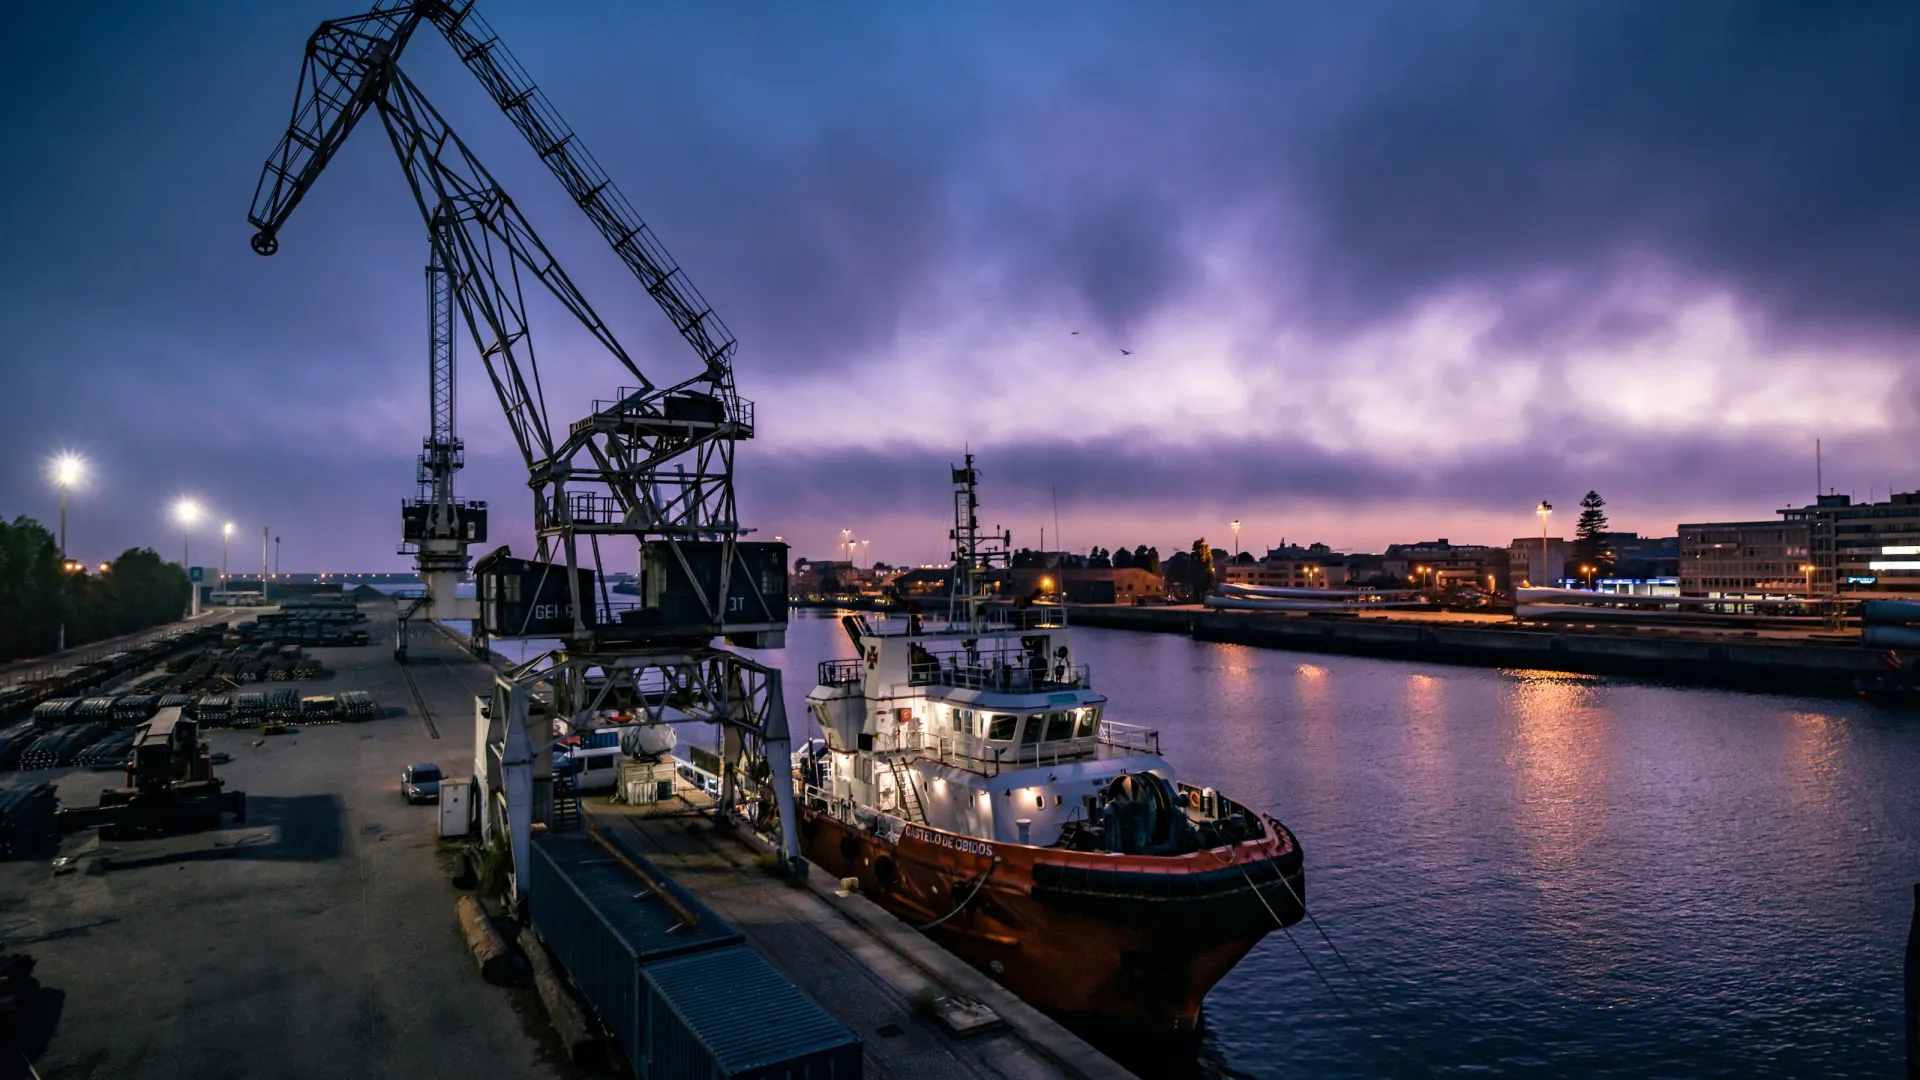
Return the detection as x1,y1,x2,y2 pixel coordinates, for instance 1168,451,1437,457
247,5,422,256
424,2,735,388
249,0,733,392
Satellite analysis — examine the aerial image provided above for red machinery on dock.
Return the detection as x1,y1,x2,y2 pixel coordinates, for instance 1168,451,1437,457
58,709,246,840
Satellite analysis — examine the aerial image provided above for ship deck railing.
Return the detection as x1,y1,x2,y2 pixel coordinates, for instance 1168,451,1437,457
888,731,1010,777
907,660,1091,694
882,721,1160,776
814,657,1094,695
817,658,864,686
1096,719,1162,756
800,781,907,841
861,604,1070,635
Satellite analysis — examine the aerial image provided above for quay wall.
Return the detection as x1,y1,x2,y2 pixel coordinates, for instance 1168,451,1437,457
1065,606,1890,695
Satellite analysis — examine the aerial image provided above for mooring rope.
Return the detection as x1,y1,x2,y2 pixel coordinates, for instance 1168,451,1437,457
1238,859,1438,1078
914,860,997,930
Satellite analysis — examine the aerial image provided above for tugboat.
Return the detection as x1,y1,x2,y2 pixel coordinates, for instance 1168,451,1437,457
799,456,1304,1033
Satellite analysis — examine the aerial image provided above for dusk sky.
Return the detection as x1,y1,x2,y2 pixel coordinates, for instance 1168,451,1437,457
5,2,1920,572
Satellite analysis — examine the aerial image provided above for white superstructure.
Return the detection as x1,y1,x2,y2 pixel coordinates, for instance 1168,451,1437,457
805,456,1172,849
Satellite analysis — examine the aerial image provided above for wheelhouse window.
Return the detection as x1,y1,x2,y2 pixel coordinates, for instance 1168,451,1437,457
986,713,1019,741
1074,706,1099,738
1020,714,1043,746
1043,711,1074,741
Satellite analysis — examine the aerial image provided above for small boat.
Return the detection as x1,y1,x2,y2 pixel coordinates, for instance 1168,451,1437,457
799,456,1305,1033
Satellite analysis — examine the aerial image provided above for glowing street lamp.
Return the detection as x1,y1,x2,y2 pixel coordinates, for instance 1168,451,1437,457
1535,501,1554,586
1800,562,1816,598
50,453,85,561
1231,519,1241,557
223,522,234,579
1581,564,1596,589
175,499,202,569
842,528,852,564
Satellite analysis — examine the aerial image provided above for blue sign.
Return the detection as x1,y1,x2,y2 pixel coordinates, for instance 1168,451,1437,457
189,567,204,582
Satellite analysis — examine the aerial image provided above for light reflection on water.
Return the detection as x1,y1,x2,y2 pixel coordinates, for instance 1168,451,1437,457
769,611,1915,1079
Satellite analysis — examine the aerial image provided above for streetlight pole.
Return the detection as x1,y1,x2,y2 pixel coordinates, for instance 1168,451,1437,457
223,522,233,581
1232,519,1241,558
861,538,870,570
1536,501,1554,587
175,499,202,617
52,454,84,563
51,454,85,651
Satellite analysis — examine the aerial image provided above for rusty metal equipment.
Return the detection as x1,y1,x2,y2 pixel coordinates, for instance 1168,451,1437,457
56,708,246,840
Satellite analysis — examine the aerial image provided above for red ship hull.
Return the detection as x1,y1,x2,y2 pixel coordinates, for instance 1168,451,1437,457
799,804,1305,1033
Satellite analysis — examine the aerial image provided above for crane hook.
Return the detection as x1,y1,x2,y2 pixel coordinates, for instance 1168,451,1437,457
250,231,280,257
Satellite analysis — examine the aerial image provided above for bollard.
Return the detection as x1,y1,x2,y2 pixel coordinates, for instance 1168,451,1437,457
1907,882,1919,1080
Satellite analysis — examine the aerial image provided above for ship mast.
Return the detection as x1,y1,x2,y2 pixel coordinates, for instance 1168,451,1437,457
947,454,1011,632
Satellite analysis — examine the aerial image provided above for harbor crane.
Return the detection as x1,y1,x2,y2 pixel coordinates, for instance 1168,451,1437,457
247,0,803,883
393,234,486,662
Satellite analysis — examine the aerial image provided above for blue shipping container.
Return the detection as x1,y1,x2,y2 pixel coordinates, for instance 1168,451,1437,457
529,834,744,1074
643,944,863,1080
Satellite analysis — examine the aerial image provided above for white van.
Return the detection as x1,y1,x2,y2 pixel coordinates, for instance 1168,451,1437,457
557,744,623,793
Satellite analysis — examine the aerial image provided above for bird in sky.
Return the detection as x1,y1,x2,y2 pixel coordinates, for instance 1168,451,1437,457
1119,348,1132,355
1070,331,1079,335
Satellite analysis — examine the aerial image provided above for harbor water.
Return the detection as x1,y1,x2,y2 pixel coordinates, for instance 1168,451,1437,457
766,610,1916,1079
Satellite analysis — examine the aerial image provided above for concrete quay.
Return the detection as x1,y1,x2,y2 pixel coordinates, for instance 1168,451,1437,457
0,604,578,1080
587,805,1134,1080
1067,604,1893,695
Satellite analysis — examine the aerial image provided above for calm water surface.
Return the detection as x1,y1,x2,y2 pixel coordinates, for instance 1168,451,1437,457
772,611,1917,1079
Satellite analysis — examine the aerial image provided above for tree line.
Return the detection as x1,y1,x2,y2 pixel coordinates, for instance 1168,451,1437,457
1012,545,1164,574
0,515,191,662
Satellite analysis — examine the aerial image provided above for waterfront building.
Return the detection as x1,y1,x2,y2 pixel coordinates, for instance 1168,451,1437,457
1385,539,1503,590
1676,520,1811,597
1594,577,1681,596
1780,491,1920,597
1224,545,1351,589
1605,532,1680,579
1508,537,1571,589
1012,566,1164,603
891,567,953,599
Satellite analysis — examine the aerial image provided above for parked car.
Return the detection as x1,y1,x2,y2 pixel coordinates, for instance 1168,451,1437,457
402,763,442,803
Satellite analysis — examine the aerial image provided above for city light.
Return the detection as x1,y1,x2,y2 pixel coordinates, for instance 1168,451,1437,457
1535,500,1554,589
52,453,85,488
175,499,202,579
51,452,86,561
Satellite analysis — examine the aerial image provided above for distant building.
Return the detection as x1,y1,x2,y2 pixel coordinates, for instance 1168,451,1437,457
1223,545,1351,589
1385,539,1503,590
791,559,896,596
1605,532,1680,579
890,568,952,599
1781,491,1920,597
1508,537,1571,589
1012,567,1163,604
1676,521,1810,597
